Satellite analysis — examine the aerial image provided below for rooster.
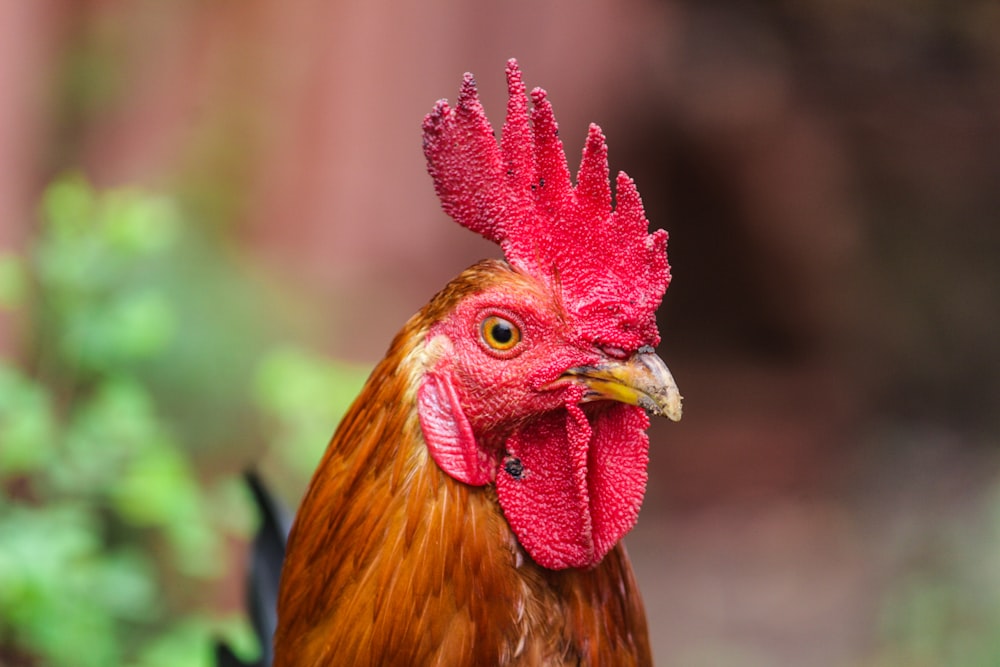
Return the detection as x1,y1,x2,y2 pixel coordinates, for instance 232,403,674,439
272,59,682,666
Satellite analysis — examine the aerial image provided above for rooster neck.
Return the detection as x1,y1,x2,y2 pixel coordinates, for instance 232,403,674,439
274,265,652,666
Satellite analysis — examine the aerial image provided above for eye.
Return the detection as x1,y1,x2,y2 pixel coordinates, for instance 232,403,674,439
480,315,522,352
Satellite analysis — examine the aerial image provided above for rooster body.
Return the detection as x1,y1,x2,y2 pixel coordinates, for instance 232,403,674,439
274,62,680,666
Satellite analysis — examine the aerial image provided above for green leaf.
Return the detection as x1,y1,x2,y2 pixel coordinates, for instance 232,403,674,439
92,549,159,620
110,289,177,359
254,345,370,474
0,365,57,475
51,379,164,494
101,188,180,255
0,254,26,309
42,174,96,240
111,444,196,527
129,616,219,667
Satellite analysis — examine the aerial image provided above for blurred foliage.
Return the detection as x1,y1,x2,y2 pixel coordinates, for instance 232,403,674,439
869,496,1000,666
253,347,368,481
0,176,369,666
863,437,1000,667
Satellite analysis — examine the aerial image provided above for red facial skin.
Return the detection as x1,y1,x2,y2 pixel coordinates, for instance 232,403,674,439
418,266,652,569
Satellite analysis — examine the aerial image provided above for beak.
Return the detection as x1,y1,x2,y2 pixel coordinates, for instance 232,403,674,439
560,349,683,422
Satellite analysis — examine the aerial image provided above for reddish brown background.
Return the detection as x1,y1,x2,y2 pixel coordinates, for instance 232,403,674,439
2,1,999,663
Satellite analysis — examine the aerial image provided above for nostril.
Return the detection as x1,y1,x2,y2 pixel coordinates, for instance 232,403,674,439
600,345,629,360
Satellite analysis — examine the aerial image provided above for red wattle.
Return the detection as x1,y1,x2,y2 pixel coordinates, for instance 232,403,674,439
586,404,650,559
495,402,649,570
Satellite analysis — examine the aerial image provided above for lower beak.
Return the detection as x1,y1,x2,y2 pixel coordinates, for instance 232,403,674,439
561,349,683,422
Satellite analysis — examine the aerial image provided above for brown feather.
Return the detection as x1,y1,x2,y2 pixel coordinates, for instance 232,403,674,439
274,260,651,666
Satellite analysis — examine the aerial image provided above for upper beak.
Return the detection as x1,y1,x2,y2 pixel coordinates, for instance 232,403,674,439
559,348,683,422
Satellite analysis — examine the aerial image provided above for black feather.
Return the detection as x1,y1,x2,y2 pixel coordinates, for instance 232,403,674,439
215,471,290,667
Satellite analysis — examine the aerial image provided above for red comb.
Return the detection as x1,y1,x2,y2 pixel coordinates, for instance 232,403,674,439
422,59,670,350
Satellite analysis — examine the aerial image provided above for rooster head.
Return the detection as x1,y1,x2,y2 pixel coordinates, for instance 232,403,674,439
418,60,681,570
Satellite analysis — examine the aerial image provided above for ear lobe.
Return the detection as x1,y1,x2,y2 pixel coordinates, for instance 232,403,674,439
418,370,493,486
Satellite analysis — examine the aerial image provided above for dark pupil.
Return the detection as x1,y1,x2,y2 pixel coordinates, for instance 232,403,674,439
491,321,513,344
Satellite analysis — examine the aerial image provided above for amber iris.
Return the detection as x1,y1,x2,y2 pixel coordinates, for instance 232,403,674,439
480,315,521,351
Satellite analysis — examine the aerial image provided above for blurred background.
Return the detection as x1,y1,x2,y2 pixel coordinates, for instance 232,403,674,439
1,1,998,665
